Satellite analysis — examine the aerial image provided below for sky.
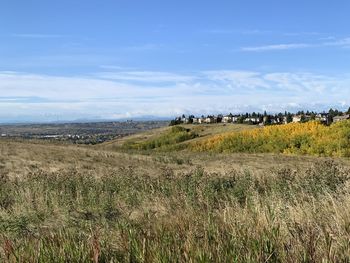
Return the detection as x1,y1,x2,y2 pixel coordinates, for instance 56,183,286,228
1,0,350,122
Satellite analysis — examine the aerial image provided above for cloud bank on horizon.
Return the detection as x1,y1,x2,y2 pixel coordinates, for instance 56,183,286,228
1,0,350,122
0,70,349,122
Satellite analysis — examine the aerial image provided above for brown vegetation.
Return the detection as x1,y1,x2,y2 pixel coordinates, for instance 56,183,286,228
1,136,350,261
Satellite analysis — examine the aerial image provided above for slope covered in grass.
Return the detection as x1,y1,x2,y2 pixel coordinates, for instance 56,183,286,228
191,121,350,157
2,137,350,261
121,126,198,151
115,124,257,152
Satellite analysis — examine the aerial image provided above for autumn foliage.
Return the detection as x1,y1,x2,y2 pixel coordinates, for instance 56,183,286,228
191,120,350,157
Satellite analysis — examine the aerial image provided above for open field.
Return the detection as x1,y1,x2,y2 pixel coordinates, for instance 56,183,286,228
1,123,350,261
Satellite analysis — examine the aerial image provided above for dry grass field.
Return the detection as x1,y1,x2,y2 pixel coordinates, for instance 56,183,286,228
1,124,350,262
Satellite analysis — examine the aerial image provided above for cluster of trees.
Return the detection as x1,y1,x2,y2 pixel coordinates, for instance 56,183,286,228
191,120,350,157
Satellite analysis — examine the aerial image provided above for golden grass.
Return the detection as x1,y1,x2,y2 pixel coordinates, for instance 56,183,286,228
1,138,350,261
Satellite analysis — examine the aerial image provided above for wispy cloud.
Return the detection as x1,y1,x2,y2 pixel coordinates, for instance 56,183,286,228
324,37,350,47
241,43,312,52
123,44,162,51
203,29,273,35
282,31,321,36
241,37,350,52
95,71,196,83
11,33,65,39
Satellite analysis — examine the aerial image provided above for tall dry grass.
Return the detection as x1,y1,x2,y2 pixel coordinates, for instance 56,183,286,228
1,160,350,262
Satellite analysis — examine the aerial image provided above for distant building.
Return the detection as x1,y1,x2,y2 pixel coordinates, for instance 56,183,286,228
316,113,330,124
304,115,312,122
222,116,233,123
333,114,350,123
184,118,191,124
205,116,215,124
293,115,312,123
192,118,199,124
232,116,239,123
271,118,282,124
292,115,302,123
244,117,260,124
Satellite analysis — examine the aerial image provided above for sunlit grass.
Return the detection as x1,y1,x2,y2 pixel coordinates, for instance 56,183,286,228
1,160,350,261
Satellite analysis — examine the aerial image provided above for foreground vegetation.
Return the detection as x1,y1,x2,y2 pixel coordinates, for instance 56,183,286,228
192,120,350,157
2,121,350,262
1,156,350,262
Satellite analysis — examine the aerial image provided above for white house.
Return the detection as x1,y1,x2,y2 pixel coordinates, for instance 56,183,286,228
333,114,350,122
198,118,205,124
244,117,260,124
205,117,215,124
222,116,233,123
292,115,302,123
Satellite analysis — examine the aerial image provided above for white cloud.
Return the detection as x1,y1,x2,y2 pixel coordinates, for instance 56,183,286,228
11,34,65,39
241,37,350,52
241,43,312,52
324,37,350,47
0,70,349,121
96,71,196,83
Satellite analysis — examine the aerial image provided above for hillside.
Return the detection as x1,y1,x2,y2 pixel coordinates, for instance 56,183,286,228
101,123,257,152
2,123,350,261
192,120,350,157
2,138,350,261
106,121,350,158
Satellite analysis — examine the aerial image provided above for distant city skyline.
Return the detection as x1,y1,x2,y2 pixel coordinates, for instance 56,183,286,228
1,0,350,122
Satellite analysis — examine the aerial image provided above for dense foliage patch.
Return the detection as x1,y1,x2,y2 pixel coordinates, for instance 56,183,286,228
192,121,350,157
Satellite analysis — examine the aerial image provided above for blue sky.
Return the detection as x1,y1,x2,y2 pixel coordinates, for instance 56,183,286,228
1,0,350,122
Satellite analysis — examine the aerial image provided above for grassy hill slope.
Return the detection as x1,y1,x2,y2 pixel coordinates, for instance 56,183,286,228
105,121,350,158
101,123,257,152
1,139,350,261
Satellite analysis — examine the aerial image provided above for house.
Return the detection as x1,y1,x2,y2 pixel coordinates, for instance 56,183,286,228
292,115,312,123
198,118,205,124
244,117,260,124
304,115,312,122
222,116,233,123
192,118,199,124
205,116,215,124
180,117,191,124
316,113,330,124
292,115,302,123
262,116,283,125
184,118,191,124
333,114,350,123
271,118,282,124
232,116,239,123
